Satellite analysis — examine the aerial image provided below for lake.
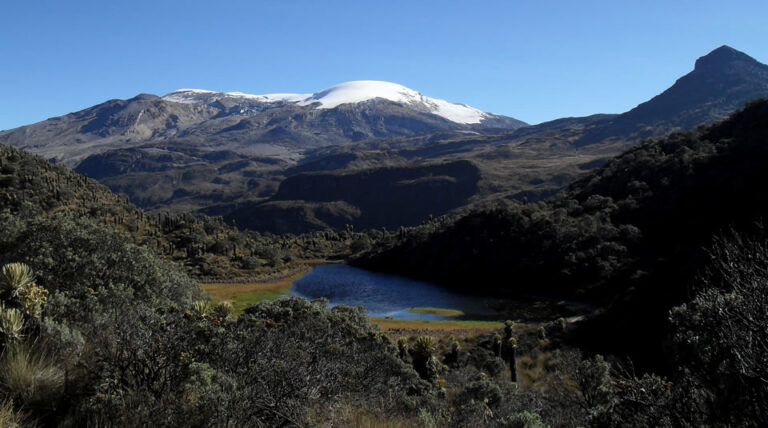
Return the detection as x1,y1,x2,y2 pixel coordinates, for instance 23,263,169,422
290,264,495,320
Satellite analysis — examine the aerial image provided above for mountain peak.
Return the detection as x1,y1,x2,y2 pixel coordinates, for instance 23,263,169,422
589,45,768,138
300,80,422,109
694,45,759,71
163,80,492,124
129,93,161,102
299,80,489,124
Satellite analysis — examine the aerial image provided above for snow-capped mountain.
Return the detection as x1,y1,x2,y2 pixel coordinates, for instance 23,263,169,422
1,46,765,232
0,81,526,166
162,88,311,105
162,80,494,124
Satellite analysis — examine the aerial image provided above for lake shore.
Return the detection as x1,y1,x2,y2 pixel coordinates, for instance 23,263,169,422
202,264,317,314
199,258,328,285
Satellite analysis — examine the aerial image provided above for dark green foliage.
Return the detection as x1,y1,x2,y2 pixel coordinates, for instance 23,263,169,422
443,341,460,367
355,197,630,299
80,305,199,424
0,141,376,279
569,98,768,368
592,373,680,428
0,215,198,326
668,230,768,426
0,144,146,228
409,336,440,383
77,298,430,426
358,99,768,371
0,212,435,425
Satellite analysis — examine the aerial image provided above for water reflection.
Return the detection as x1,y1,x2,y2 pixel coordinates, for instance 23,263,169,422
291,264,492,320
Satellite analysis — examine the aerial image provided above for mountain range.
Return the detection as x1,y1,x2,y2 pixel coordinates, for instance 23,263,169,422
0,80,525,166
2,45,767,233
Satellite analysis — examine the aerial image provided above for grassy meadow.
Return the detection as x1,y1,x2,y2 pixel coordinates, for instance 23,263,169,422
406,307,465,317
202,269,312,315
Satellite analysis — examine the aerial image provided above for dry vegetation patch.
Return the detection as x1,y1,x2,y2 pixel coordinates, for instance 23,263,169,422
406,307,464,317
202,268,312,315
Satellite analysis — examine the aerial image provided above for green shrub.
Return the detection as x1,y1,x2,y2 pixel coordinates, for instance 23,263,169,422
212,301,234,321
0,215,199,326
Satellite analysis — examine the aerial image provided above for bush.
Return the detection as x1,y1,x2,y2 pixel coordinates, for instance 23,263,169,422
72,298,432,426
0,215,199,326
669,230,768,426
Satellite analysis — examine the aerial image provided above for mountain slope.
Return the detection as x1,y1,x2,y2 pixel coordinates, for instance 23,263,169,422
0,142,341,278
0,81,525,166
237,45,768,233
620,45,768,128
3,46,766,234
572,45,768,146
221,160,481,233
355,98,768,369
0,94,213,165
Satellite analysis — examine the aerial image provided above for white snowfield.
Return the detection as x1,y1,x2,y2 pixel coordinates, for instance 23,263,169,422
163,80,489,124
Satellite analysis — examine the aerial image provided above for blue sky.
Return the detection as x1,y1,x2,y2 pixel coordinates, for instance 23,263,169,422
2,0,767,130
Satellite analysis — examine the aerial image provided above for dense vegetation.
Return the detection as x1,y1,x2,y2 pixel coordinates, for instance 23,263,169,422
2,100,768,425
0,143,380,279
0,215,651,426
0,140,599,426
355,99,768,418
0,160,424,425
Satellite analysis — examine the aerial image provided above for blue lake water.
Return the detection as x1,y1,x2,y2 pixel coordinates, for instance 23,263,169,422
290,264,494,320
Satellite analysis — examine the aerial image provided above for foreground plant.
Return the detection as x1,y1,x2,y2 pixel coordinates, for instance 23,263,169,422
0,341,64,407
0,306,24,342
0,264,34,298
410,336,439,383
0,399,34,428
0,263,48,319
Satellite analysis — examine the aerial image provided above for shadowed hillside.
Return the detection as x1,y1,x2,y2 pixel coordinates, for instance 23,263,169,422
0,144,363,277
355,98,768,370
223,160,480,232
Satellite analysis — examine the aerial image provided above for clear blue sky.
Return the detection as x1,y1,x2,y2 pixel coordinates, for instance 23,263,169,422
2,0,767,130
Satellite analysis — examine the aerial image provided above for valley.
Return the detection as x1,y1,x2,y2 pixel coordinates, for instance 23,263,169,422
4,48,767,236
2,39,768,426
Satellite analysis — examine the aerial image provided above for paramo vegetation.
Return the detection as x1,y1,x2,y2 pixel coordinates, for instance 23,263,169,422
0,101,766,425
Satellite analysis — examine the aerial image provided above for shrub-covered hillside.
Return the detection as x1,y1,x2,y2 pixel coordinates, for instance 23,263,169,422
356,98,768,368
0,190,640,427
0,141,601,427
3,101,768,425
0,145,439,425
0,143,376,278
0,144,152,234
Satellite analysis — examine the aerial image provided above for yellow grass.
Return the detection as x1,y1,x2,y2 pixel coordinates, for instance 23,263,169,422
372,318,502,332
202,269,311,315
406,307,464,317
